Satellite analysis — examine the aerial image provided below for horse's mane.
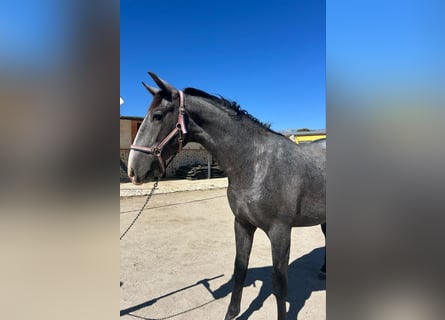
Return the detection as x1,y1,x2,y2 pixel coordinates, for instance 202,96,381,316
183,87,281,135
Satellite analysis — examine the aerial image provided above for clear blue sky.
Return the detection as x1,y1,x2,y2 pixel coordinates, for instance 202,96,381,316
121,0,325,131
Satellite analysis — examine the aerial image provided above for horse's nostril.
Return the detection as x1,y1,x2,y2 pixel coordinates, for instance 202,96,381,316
128,167,135,178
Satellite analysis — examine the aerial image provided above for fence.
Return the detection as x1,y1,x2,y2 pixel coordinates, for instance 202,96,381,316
120,145,212,180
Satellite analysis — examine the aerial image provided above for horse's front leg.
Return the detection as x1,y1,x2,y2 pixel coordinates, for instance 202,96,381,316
268,225,291,320
224,218,256,320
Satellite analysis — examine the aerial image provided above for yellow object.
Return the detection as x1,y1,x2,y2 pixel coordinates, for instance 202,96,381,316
294,135,326,144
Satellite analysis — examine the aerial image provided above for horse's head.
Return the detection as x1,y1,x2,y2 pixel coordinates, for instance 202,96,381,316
127,72,187,184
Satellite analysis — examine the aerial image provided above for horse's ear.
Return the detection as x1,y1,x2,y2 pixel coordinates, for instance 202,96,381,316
148,72,177,94
142,81,160,96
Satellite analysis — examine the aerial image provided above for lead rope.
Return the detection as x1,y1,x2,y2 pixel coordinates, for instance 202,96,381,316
120,152,181,240
120,178,159,240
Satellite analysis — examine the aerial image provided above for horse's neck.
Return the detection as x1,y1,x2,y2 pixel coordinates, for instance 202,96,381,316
185,96,271,180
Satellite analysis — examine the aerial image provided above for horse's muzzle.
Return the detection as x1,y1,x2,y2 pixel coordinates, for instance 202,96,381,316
128,167,143,185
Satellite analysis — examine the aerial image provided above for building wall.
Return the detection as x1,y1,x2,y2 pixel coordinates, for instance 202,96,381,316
120,119,132,149
120,147,210,179
131,120,142,142
165,143,210,177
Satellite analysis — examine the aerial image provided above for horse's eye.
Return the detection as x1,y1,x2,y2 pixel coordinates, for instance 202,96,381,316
152,112,163,121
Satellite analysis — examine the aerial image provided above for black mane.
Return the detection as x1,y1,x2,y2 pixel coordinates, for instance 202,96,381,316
183,87,280,134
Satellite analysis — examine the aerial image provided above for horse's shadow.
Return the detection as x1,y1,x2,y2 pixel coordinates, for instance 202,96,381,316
210,247,326,319
120,247,325,319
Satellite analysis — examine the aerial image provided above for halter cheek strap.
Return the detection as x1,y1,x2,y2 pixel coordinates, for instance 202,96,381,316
177,90,187,135
130,90,187,176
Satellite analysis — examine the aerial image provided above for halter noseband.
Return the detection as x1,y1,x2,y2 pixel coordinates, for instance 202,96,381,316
130,90,187,176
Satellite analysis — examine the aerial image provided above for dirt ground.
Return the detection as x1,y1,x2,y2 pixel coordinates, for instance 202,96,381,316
120,187,325,320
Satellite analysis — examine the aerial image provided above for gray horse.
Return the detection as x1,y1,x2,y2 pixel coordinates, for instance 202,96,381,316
127,72,326,320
